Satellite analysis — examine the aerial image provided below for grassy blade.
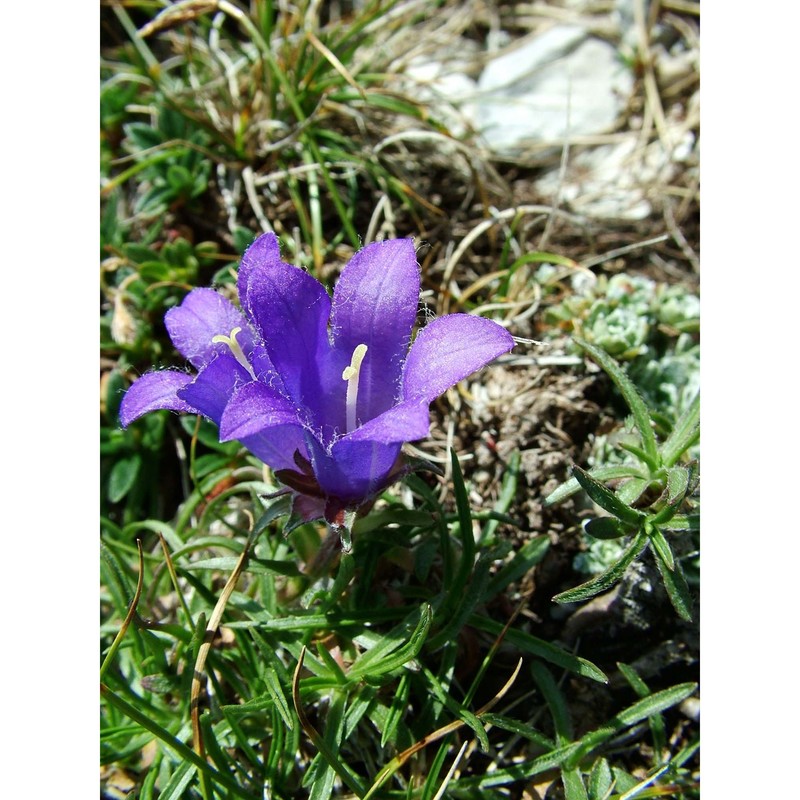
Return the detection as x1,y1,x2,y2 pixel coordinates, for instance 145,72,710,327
486,535,550,597
553,531,649,605
468,615,607,683
445,448,476,612
587,757,614,800
544,465,646,506
652,546,694,621
100,684,256,799
348,604,432,680
648,524,675,571
480,449,521,544
380,672,410,747
617,663,666,763
660,391,700,467
574,338,660,470
572,466,646,526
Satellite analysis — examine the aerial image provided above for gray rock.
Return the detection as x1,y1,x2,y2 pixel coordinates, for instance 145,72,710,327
472,25,634,153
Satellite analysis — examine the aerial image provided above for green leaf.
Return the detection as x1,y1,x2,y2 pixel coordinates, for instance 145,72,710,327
572,466,646,526
124,122,163,151
566,682,698,769
486,535,550,596
263,666,294,731
544,465,645,506
617,663,666,764
481,449,521,544
451,447,476,584
468,616,607,683
661,513,700,532
665,465,691,505
653,547,694,621
660,390,700,467
583,517,631,541
647,523,675,570
562,768,589,800
380,672,409,747
587,757,614,800
158,760,196,800
107,454,141,503
531,661,573,741
575,338,660,469
478,713,554,749
348,604,432,680
428,556,491,650
553,530,648,605
614,476,651,506
167,164,194,190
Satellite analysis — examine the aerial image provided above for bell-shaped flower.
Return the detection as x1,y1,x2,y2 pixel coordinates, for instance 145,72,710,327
120,233,514,526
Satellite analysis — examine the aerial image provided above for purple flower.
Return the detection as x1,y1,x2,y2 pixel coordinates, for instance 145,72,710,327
120,233,513,525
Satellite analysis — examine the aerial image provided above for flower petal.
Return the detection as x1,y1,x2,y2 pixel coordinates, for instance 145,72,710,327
219,381,308,471
344,398,431,444
219,380,302,441
177,353,250,424
402,314,514,402
237,232,280,318
239,236,333,419
165,288,256,370
330,239,420,419
119,370,197,427
307,435,402,503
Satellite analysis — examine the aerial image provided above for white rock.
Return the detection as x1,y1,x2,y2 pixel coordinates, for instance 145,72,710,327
471,25,634,153
534,129,697,220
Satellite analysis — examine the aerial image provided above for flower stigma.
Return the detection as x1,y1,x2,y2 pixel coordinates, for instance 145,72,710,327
342,343,368,433
211,327,257,380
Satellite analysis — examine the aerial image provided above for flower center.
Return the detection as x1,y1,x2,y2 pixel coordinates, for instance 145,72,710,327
342,343,368,433
211,327,257,380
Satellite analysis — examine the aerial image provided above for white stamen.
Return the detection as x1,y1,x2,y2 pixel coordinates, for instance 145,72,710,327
342,343,368,433
211,326,257,380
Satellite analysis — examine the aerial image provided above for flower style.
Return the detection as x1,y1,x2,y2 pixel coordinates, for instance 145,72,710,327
120,233,514,525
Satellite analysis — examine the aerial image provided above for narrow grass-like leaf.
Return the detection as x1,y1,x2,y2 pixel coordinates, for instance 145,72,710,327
100,684,256,799
443,448,476,618
531,661,573,741
660,391,700,467
348,604,432,680
468,615,607,683
652,547,693,621
587,757,614,800
574,339,659,469
615,476,651,506
478,713,555,749
263,665,294,731
569,682,697,765
617,663,666,764
381,672,410,747
584,517,631,541
553,531,649,605
428,555,491,650
563,768,590,800
454,682,696,790
293,650,367,797
108,454,142,502
123,519,183,553
486,535,549,596
158,761,197,800
660,513,700,532
544,465,645,506
480,449,521,544
647,524,675,571
572,466,646,526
